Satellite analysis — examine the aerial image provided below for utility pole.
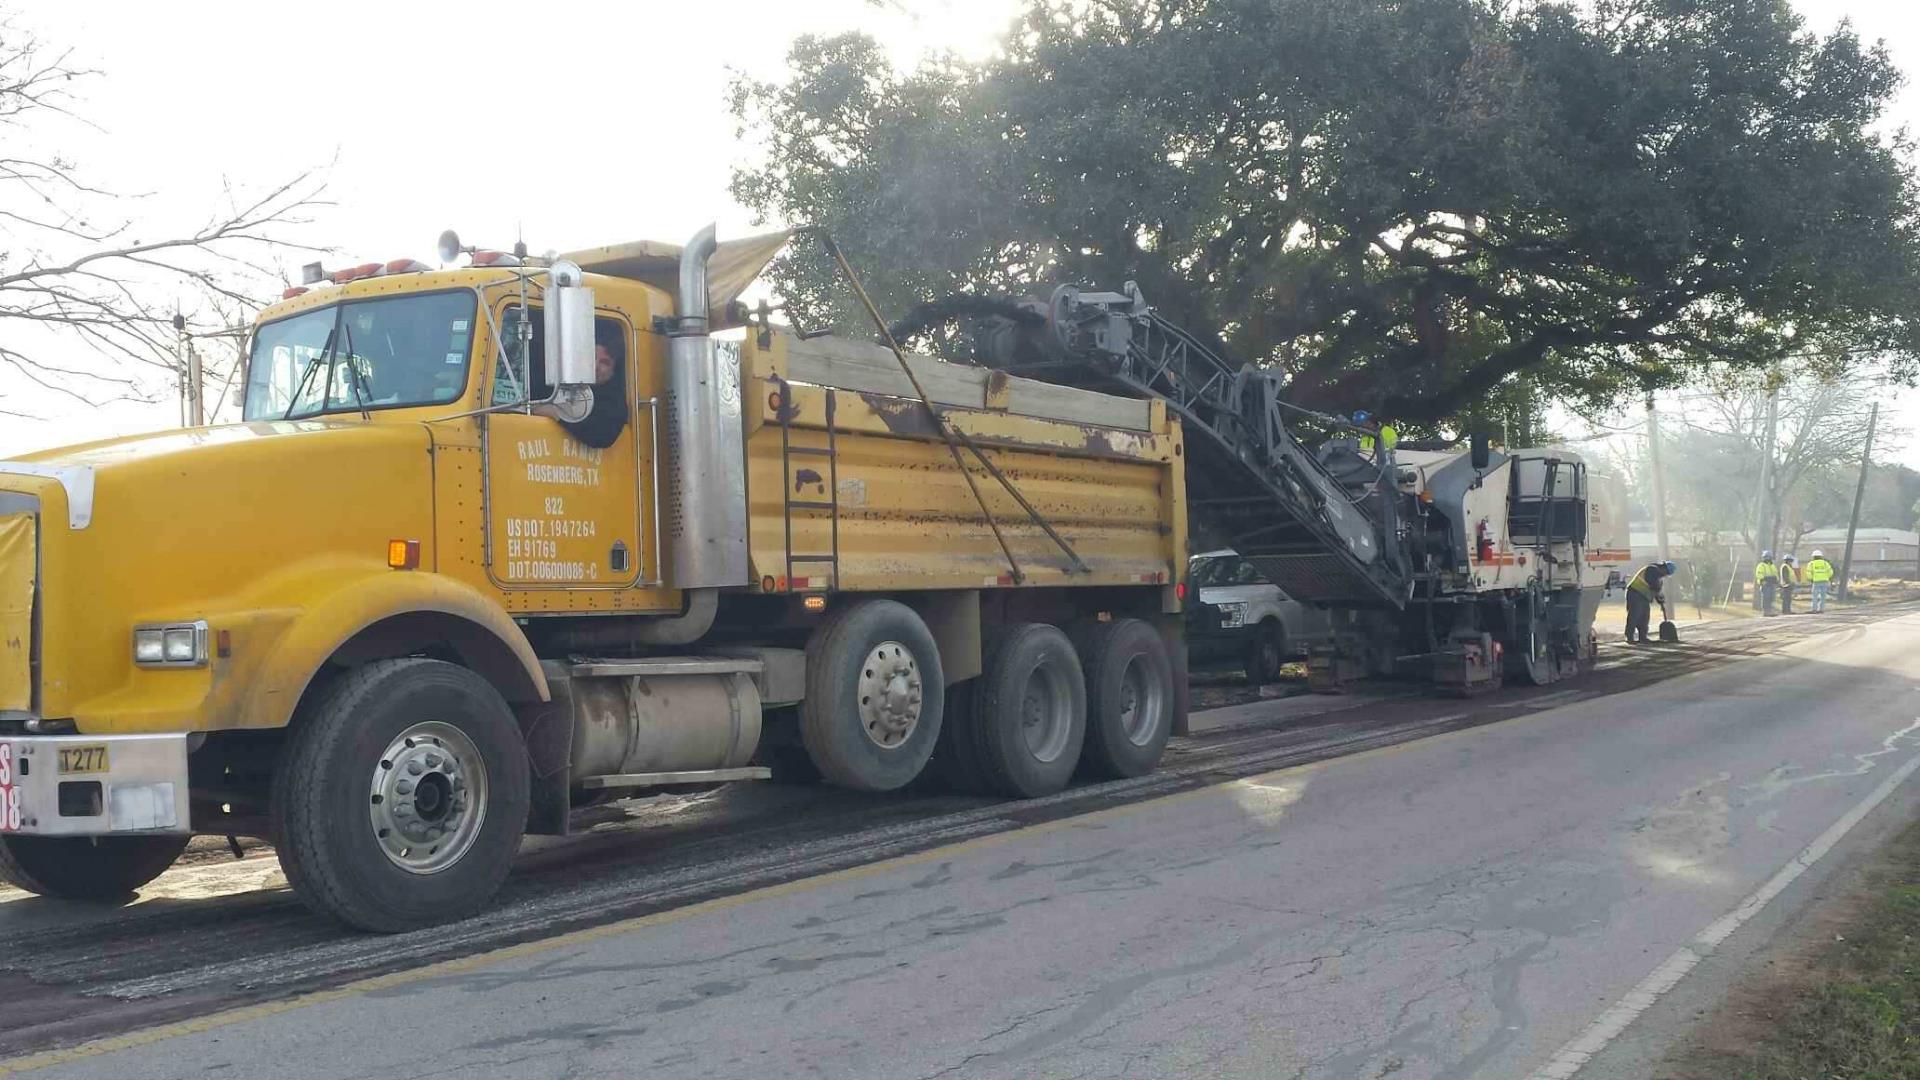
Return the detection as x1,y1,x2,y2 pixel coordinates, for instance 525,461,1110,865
173,312,203,427
1757,383,1779,554
1838,400,1879,601
1645,391,1671,559
1728,379,1782,608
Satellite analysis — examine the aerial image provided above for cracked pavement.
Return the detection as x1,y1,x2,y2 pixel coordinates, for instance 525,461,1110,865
16,612,1920,1079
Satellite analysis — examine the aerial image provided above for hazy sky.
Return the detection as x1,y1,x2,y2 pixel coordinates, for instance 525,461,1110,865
2,0,1918,462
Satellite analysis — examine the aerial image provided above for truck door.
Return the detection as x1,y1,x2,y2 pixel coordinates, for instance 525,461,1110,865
484,304,646,590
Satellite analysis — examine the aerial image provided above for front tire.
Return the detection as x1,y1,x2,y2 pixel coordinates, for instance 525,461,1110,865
801,600,945,792
1244,620,1286,685
271,659,529,933
968,624,1086,798
0,834,188,901
1075,619,1174,779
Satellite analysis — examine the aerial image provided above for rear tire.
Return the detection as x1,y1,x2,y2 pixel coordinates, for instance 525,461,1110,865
968,624,1086,798
1075,619,1174,779
1243,620,1286,685
0,834,188,901
271,658,530,933
801,600,945,793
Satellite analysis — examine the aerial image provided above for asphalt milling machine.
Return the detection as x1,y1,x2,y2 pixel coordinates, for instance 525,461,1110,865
949,282,1631,696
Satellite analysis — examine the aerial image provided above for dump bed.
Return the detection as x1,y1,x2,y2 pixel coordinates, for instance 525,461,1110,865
739,331,1185,595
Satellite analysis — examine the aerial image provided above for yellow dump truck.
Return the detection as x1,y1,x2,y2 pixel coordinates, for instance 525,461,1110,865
0,227,1187,930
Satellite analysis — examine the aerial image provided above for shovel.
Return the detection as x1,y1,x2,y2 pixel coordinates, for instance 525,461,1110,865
1656,598,1680,643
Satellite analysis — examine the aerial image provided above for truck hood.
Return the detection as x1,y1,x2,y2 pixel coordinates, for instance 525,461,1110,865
0,421,394,529
4,419,369,471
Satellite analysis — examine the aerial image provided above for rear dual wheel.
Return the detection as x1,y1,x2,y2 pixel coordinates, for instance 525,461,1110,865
966,624,1088,798
940,618,1175,797
1075,618,1175,779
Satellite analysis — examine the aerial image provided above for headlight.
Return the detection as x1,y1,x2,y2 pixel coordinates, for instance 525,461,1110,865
133,629,166,663
1217,602,1247,627
133,621,208,667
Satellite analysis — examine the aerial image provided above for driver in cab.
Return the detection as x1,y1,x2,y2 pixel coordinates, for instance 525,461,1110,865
535,321,628,448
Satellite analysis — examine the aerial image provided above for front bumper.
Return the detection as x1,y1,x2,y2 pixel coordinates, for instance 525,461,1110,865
0,734,190,836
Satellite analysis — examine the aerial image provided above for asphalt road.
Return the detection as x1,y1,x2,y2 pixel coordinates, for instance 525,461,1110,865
5,606,1920,1078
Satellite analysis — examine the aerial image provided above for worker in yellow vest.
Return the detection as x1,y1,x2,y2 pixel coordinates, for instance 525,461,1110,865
1778,555,1800,614
1804,549,1835,612
1754,551,1777,616
1625,559,1676,644
1354,411,1398,457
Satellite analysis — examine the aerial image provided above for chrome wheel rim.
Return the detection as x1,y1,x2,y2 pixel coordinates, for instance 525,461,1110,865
1117,656,1167,747
368,721,488,876
857,641,924,749
1020,659,1074,763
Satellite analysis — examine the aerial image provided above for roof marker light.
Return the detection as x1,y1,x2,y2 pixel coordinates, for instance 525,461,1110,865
330,262,383,284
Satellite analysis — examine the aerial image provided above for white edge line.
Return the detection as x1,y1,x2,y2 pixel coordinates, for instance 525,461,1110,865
1528,747,1920,1080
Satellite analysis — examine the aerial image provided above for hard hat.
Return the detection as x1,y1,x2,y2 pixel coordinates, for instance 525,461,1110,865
1812,549,1824,558
1663,560,1677,574
1352,410,1371,424
1761,550,1772,559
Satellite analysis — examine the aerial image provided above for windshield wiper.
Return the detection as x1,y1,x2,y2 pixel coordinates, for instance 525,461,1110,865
282,326,338,421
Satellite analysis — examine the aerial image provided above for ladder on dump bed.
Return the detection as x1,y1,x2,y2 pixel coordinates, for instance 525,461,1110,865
978,284,1411,609
774,378,841,593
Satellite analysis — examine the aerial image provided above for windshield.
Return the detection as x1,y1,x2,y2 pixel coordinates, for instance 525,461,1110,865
243,290,477,420
1190,556,1266,587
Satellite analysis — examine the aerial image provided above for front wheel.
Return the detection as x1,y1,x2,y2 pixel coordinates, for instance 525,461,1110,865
0,834,188,901
271,659,530,933
1243,620,1287,685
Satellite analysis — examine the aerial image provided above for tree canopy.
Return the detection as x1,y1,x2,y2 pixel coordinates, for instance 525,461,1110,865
730,0,1920,428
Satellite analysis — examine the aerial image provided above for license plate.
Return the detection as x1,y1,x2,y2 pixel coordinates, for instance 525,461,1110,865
0,743,18,832
57,744,109,775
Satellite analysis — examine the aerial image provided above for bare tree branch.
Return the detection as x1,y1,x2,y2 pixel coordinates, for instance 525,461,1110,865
0,14,330,422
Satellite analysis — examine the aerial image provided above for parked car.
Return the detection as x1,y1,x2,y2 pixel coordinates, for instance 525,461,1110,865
1186,550,1335,684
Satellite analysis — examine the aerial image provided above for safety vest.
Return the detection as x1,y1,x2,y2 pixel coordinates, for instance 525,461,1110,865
1627,565,1662,598
1358,425,1399,453
1754,560,1775,584
1805,558,1834,583
1779,564,1798,585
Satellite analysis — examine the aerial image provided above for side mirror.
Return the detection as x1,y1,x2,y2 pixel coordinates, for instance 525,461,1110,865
543,260,597,388
1470,431,1490,471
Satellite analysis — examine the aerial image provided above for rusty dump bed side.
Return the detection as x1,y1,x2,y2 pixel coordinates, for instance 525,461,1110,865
740,331,1186,594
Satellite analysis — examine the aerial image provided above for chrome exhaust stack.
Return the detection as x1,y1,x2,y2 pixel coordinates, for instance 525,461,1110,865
662,224,750,591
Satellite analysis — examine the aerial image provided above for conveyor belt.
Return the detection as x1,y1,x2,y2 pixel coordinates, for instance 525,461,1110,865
978,284,1410,608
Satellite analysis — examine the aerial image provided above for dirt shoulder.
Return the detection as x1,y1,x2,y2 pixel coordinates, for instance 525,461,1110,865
1656,813,1920,1079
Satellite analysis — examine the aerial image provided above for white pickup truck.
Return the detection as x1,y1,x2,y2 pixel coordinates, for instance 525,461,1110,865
1186,550,1335,684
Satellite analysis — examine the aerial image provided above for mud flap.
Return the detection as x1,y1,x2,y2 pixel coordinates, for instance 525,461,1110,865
519,663,576,836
